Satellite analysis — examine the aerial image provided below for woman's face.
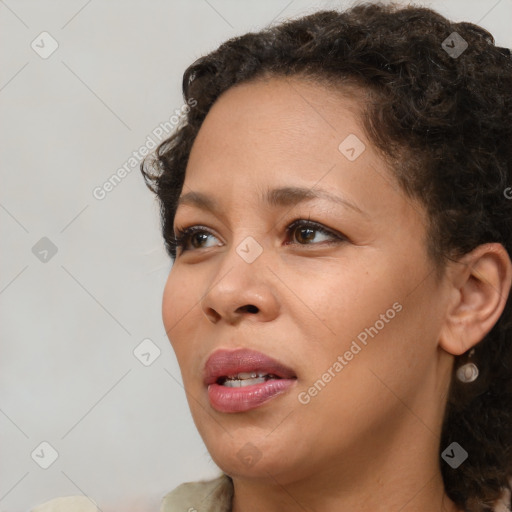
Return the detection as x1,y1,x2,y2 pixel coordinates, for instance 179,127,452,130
162,76,455,484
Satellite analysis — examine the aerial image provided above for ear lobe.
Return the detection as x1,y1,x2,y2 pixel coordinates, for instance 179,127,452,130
439,243,512,357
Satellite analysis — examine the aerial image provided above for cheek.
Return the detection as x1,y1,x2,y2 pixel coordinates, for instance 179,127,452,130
298,251,434,381
284,257,390,345
161,273,176,341
161,268,195,351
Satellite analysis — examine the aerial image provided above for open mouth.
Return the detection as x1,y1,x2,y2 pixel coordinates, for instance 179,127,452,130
216,372,283,387
203,348,297,386
203,347,298,411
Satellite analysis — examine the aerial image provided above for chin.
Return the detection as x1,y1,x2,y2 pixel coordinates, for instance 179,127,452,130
215,455,288,480
205,435,299,481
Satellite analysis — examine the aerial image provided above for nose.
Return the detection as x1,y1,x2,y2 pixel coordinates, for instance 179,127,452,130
200,248,280,325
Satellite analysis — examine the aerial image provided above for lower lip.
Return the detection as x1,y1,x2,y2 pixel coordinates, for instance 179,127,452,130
207,378,297,413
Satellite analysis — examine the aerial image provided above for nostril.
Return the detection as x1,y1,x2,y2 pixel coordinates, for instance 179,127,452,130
240,305,258,314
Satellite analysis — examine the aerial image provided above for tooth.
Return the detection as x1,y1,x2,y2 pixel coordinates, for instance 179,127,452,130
223,377,268,387
236,372,258,379
221,372,282,383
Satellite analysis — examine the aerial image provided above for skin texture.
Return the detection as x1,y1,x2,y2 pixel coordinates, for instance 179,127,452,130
161,77,512,512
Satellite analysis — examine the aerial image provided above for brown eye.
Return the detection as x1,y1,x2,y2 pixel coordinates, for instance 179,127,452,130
292,225,317,244
189,231,210,249
286,220,345,246
171,226,220,253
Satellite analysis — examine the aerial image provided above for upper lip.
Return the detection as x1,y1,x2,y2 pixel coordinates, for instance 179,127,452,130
203,348,297,385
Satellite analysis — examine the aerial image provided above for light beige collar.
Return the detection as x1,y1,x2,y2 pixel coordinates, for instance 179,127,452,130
160,473,233,512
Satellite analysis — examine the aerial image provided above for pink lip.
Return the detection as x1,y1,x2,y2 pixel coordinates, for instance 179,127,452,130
203,348,297,413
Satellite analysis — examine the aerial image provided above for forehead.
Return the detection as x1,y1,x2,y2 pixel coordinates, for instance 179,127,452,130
178,76,425,230
185,76,369,184
197,75,367,143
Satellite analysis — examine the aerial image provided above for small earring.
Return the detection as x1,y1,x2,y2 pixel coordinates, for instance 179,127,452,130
456,348,479,383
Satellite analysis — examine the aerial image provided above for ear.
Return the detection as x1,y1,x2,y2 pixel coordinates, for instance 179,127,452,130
439,243,512,356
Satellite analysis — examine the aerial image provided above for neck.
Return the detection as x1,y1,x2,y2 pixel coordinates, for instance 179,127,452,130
231,467,462,512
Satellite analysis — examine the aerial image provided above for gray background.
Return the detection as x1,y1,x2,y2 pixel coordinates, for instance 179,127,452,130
1,0,511,510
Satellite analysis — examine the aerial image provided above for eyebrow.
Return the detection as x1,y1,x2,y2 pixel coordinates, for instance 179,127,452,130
175,186,368,217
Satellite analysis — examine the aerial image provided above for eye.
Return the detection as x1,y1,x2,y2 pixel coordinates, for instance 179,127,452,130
285,219,345,246
170,218,346,255
170,225,221,253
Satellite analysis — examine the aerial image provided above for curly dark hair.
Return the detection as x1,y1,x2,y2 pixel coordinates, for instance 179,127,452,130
140,2,512,510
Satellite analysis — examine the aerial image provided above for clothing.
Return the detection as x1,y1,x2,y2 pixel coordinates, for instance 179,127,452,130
30,495,100,512
29,473,512,512
160,473,233,512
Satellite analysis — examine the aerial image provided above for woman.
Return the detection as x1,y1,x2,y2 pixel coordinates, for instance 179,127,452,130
32,1,512,511
142,2,512,511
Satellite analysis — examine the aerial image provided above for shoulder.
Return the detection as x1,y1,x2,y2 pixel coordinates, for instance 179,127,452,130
160,473,233,512
30,496,99,512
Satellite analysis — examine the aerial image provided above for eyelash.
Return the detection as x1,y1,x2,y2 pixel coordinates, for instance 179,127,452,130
169,218,346,255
